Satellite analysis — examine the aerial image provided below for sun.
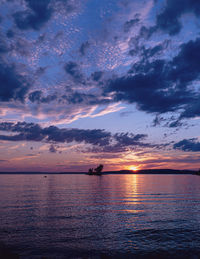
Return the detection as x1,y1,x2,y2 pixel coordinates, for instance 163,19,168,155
129,166,138,172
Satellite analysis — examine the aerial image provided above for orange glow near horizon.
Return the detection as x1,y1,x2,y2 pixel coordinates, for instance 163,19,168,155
128,166,139,172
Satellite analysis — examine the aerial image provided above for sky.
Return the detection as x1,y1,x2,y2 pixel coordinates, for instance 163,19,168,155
0,0,200,172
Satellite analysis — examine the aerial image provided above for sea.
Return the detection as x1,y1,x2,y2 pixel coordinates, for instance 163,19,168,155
0,174,200,258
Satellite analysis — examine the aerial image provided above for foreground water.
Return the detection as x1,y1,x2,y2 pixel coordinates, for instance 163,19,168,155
0,174,200,258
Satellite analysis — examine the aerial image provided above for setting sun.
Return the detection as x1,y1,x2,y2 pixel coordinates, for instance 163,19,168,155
129,166,138,172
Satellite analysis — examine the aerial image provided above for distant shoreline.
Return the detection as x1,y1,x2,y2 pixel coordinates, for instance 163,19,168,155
0,169,197,175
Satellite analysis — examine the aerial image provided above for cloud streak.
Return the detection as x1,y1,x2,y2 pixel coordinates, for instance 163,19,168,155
0,121,155,153
173,138,200,152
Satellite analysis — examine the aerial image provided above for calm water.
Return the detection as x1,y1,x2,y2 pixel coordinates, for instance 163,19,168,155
0,174,200,258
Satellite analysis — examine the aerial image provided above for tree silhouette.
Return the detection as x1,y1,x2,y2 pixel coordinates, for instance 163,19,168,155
87,164,103,175
88,168,94,175
94,164,104,175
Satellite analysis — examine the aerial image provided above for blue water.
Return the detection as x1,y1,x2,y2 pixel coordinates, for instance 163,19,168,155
0,174,200,258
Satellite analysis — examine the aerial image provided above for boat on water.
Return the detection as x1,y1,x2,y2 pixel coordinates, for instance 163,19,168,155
87,164,103,175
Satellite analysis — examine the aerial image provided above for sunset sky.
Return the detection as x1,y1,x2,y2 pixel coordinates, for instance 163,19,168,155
0,0,200,172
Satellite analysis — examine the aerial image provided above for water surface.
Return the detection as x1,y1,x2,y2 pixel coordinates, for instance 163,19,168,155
0,174,200,258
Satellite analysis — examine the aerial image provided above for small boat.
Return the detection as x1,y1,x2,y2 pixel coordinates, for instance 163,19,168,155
87,164,103,175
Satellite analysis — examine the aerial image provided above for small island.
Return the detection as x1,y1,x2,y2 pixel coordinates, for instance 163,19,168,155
87,164,104,175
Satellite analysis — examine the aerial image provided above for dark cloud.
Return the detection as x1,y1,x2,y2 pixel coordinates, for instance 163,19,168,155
13,0,78,31
156,0,200,35
62,92,94,105
152,115,186,128
114,133,147,146
87,133,156,154
146,45,163,57
105,59,192,114
105,37,200,121
43,125,111,146
167,120,184,128
112,132,156,151
139,26,156,40
124,18,139,33
91,71,103,82
79,41,90,56
143,44,166,58
173,138,200,152
180,98,200,120
28,90,57,103
0,121,154,152
171,38,200,120
13,0,52,30
64,61,84,83
62,91,108,105
0,122,44,141
170,38,200,86
0,62,30,102
28,90,42,103
28,89,108,106
152,115,165,127
41,94,57,103
129,40,170,59
0,121,111,146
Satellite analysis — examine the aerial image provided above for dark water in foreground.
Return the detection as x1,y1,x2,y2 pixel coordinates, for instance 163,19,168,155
0,174,200,259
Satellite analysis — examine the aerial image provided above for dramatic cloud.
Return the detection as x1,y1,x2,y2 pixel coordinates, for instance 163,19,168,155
180,99,200,120
105,37,200,121
14,0,52,31
0,121,111,146
0,121,154,153
105,59,191,114
156,0,200,35
64,61,84,83
174,138,200,152
171,38,200,84
0,62,30,102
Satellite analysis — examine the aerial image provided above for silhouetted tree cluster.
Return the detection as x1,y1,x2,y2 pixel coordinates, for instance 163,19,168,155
88,164,104,175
